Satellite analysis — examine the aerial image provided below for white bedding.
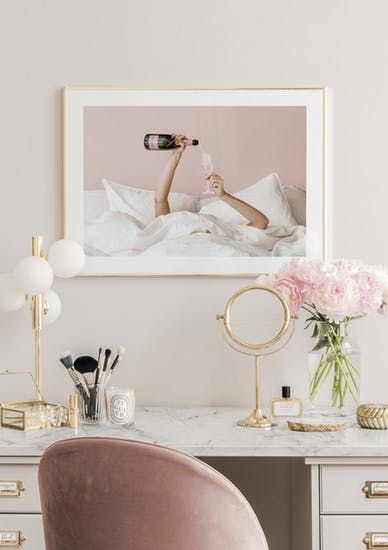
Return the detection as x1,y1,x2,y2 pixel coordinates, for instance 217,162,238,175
85,210,305,257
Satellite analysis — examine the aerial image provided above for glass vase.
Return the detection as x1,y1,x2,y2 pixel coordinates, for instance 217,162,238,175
308,321,360,416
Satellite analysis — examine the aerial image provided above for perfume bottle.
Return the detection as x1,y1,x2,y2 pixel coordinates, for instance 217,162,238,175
271,386,303,417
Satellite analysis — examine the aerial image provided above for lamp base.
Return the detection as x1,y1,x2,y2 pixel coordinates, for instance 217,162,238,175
237,409,276,429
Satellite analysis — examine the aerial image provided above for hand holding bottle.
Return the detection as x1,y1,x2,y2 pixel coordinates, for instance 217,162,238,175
171,134,188,161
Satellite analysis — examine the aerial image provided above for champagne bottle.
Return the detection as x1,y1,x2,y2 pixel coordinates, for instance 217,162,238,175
144,134,199,150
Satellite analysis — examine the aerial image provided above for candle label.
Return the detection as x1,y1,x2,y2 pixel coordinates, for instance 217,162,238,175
110,395,130,424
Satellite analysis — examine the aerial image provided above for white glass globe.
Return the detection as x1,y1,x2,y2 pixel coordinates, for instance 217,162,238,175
0,273,26,312
43,289,62,325
48,239,85,278
13,256,54,294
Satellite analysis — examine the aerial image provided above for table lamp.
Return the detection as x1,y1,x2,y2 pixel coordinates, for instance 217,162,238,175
0,235,85,396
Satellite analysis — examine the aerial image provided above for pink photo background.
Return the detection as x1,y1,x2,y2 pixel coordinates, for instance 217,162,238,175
84,106,306,195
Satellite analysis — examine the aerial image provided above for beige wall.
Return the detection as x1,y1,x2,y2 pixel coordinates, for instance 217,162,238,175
0,0,388,411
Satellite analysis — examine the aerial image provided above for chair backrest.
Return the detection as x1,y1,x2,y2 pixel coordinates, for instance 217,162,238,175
39,437,269,550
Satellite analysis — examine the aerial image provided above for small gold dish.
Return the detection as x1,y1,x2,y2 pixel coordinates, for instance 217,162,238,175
287,420,344,432
357,403,388,429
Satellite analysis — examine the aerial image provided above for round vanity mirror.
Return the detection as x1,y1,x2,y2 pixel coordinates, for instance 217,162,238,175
217,284,293,429
224,286,290,351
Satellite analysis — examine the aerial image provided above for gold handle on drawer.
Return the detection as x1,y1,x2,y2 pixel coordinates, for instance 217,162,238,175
363,532,388,548
0,481,25,498
363,481,388,499
0,531,26,547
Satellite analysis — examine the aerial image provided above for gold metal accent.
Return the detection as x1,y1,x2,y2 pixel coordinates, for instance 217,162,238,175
68,394,78,429
357,404,388,429
217,284,292,428
362,481,388,499
0,481,25,498
0,372,63,431
237,356,274,428
0,531,26,547
222,285,290,350
363,532,388,548
63,86,327,277
31,236,44,396
287,420,344,432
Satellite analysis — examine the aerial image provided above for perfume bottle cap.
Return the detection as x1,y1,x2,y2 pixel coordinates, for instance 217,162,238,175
282,386,291,399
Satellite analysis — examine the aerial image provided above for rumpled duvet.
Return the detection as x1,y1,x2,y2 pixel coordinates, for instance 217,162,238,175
84,210,305,257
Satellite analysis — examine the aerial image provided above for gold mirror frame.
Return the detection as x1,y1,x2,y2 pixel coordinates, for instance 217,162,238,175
217,284,293,429
222,285,290,351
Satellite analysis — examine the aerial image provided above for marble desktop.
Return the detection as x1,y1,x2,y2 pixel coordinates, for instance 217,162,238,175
0,407,388,457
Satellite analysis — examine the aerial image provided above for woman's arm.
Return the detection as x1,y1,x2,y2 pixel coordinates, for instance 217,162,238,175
209,174,269,229
154,135,186,217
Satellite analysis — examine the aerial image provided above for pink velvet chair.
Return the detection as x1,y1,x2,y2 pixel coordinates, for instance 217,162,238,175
39,437,269,550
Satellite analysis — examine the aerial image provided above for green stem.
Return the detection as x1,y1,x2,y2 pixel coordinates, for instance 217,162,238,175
309,320,359,409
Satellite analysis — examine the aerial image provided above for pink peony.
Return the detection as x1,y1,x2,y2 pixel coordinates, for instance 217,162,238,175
266,258,388,321
273,276,304,316
312,275,361,323
278,258,325,302
353,271,383,315
367,265,388,314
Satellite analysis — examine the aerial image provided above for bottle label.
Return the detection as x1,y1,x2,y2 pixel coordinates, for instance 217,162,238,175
148,135,160,150
273,401,301,417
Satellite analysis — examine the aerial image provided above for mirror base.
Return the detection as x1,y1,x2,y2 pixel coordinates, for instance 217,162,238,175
237,411,276,429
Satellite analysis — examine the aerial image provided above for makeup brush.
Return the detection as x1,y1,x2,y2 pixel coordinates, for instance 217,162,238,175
95,347,103,385
59,351,89,398
105,346,125,385
74,356,98,386
100,348,112,387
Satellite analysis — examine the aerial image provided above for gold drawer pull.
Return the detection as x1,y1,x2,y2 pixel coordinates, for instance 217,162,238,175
0,482,25,498
364,533,388,548
363,481,388,499
0,531,26,547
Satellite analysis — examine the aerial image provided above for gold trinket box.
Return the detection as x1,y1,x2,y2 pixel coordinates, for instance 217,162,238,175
0,371,68,431
357,403,388,429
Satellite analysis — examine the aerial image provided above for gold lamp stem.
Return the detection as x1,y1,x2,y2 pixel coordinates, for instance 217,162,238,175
31,236,44,399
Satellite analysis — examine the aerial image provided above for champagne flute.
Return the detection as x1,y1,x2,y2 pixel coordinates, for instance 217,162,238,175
201,152,214,195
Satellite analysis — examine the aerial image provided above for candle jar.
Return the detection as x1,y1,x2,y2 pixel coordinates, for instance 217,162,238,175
105,387,135,427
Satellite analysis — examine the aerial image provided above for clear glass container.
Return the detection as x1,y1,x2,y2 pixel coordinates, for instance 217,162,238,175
76,385,105,424
308,321,360,416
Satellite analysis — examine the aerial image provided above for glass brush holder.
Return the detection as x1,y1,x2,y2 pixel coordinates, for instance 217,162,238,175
76,384,105,424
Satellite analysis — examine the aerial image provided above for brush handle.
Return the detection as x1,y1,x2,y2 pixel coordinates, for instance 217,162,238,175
95,348,103,384
105,355,123,386
71,368,90,397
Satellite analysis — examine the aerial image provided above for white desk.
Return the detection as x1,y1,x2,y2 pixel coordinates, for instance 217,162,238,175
1,407,388,549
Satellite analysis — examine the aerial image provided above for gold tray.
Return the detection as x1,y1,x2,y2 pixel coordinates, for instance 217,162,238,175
357,403,388,430
287,420,344,432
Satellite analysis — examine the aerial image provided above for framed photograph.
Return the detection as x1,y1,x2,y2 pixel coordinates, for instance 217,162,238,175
63,87,325,276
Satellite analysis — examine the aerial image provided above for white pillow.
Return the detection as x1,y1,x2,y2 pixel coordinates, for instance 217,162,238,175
84,190,109,222
84,211,142,256
283,187,306,226
199,173,296,227
103,179,200,226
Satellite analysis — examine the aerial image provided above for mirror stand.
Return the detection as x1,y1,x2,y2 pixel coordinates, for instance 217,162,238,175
217,284,294,429
237,356,275,428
